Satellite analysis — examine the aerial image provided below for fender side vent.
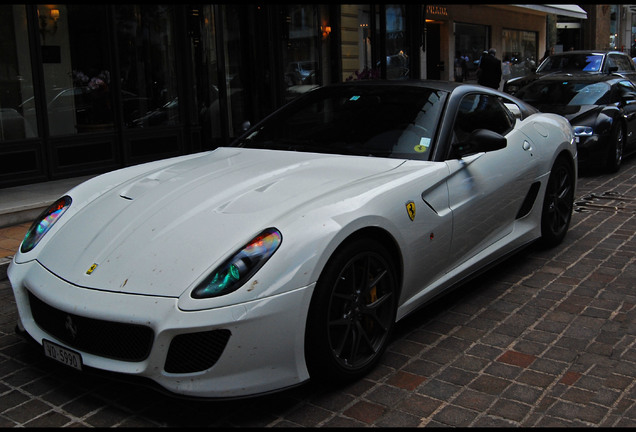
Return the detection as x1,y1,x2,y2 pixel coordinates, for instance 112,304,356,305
516,181,541,219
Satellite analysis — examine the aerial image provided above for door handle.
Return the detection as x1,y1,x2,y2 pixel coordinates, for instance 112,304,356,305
522,140,532,151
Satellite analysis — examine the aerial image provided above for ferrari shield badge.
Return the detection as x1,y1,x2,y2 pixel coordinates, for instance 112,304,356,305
86,263,98,275
406,201,416,221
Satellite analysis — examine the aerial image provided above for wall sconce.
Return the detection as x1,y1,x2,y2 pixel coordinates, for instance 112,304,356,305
39,8,60,39
321,25,331,40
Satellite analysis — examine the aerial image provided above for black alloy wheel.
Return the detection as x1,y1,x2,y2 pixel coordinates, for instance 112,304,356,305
605,123,624,173
305,238,397,383
540,156,574,248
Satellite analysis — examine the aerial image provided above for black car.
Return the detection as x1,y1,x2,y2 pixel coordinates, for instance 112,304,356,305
504,50,636,96
514,73,636,173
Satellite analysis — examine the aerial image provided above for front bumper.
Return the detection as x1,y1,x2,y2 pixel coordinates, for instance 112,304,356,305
575,134,608,170
8,259,314,399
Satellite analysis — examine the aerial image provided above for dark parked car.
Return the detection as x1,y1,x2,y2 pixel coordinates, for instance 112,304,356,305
504,50,636,96
514,73,636,172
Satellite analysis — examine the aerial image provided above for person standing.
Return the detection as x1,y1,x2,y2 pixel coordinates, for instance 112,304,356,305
477,48,502,90
454,50,467,82
502,55,512,84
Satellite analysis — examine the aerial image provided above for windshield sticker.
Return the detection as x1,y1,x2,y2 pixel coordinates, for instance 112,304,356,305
414,137,430,153
349,95,361,101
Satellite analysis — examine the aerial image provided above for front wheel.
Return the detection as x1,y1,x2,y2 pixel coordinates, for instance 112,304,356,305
605,123,624,173
539,157,574,248
305,238,398,384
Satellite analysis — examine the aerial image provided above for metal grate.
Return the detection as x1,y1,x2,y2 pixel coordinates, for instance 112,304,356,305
164,329,231,374
28,291,154,362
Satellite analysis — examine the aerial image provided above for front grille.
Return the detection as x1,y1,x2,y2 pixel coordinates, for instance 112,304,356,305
28,291,154,362
164,330,231,374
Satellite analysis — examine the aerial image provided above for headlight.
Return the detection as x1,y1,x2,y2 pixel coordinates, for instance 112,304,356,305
191,228,282,299
21,196,72,253
573,126,593,137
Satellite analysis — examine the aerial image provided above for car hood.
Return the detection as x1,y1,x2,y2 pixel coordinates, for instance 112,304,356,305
35,147,407,297
531,104,601,122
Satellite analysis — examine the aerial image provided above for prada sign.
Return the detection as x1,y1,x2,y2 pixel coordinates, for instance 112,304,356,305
426,5,448,17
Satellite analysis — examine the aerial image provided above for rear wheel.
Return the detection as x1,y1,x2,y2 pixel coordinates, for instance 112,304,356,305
540,157,574,248
605,123,624,173
305,238,398,384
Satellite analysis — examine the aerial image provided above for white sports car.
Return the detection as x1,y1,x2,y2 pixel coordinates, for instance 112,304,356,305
8,81,577,399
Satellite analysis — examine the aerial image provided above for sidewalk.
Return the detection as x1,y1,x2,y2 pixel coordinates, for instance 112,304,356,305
0,176,93,280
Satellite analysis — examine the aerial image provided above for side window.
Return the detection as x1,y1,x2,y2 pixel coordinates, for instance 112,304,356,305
608,54,635,72
452,93,514,146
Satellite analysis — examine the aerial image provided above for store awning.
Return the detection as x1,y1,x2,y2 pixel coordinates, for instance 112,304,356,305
513,4,588,19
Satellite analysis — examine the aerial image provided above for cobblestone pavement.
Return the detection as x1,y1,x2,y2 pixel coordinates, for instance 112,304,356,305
1,157,635,427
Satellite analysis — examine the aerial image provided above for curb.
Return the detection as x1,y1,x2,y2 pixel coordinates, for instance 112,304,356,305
0,206,46,230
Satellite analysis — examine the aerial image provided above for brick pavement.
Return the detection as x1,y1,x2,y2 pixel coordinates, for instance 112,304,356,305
0,157,635,427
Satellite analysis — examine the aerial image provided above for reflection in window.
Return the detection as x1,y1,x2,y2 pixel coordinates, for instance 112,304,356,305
193,5,221,146
37,4,115,135
502,29,538,80
452,93,513,156
283,5,321,101
0,5,37,141
385,5,409,80
222,5,248,138
116,5,179,129
455,23,489,81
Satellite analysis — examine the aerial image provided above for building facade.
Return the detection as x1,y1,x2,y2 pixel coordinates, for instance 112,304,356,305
0,4,588,189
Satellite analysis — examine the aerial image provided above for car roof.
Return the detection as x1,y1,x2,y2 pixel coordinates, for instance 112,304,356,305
329,79,498,95
549,50,627,57
531,72,626,84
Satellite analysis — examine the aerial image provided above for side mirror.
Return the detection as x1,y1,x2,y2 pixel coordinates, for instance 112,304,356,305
452,129,507,158
608,66,619,74
504,102,523,120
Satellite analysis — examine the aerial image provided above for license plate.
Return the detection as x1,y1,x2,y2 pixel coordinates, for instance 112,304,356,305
43,339,83,371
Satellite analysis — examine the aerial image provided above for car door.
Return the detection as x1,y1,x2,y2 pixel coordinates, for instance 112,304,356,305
443,93,539,268
615,80,636,148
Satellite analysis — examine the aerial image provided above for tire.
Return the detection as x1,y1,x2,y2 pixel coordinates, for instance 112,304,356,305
540,157,574,248
305,238,398,384
605,123,624,173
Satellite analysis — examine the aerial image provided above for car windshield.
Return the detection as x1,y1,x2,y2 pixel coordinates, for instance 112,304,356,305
235,85,446,161
537,53,604,73
516,80,611,106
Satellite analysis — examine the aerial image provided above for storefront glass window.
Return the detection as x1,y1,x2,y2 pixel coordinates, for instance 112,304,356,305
454,23,489,81
194,5,221,146
385,4,409,80
340,4,370,81
116,5,179,129
631,13,636,57
35,5,115,136
610,5,618,50
222,5,248,138
0,5,37,141
502,29,538,80
282,5,321,101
